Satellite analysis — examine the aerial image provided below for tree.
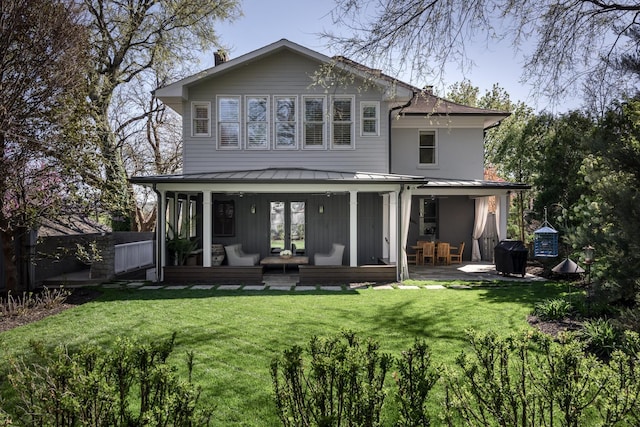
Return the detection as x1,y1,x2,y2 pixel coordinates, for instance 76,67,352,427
324,0,640,104
0,0,91,290
79,0,241,230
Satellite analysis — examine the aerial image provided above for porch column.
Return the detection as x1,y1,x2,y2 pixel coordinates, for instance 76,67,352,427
388,191,398,264
349,190,358,267
158,189,166,282
382,194,390,260
202,192,212,267
497,193,509,241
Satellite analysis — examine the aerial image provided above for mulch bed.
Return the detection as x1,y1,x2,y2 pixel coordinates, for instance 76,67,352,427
0,288,102,333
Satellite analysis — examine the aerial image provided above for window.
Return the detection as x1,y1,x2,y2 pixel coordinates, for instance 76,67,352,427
332,96,354,148
213,200,235,237
303,96,325,148
275,96,297,148
419,198,438,239
419,130,437,165
192,102,210,137
360,101,379,136
217,96,240,148
246,96,269,149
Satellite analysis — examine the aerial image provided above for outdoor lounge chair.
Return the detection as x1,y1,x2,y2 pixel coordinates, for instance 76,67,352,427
314,243,345,265
224,244,260,266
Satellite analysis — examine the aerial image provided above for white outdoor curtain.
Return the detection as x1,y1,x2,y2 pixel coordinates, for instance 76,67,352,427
472,196,490,261
400,188,413,280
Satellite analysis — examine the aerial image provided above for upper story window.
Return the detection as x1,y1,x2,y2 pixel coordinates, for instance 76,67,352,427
332,96,354,148
360,101,379,136
217,96,240,149
246,96,269,149
192,102,210,137
419,130,437,165
275,96,297,149
303,96,325,148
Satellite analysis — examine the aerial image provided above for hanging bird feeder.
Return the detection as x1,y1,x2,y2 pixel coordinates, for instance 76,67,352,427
534,208,559,257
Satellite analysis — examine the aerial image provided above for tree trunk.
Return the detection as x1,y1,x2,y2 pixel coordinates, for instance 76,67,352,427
1,229,18,292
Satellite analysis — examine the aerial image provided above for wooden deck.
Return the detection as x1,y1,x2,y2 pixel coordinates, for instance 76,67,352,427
163,266,264,285
298,265,397,285
162,264,397,285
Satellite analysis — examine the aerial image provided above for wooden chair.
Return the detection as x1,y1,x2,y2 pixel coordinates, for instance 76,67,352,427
407,250,418,265
450,242,465,264
421,242,435,265
436,242,451,265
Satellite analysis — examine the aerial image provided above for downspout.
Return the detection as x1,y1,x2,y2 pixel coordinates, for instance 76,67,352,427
397,184,404,282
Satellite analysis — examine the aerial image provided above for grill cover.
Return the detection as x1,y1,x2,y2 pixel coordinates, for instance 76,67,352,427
494,240,528,277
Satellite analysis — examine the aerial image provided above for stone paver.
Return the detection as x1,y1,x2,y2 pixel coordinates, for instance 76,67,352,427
397,285,420,290
268,285,293,291
424,284,446,290
139,285,164,290
164,285,188,290
295,286,317,291
320,286,344,291
191,285,215,290
243,285,266,291
217,285,241,290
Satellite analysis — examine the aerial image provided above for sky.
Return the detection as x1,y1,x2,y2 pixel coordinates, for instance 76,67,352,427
207,0,581,112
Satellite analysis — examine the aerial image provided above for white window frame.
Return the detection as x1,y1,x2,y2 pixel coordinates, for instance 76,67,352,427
245,95,269,150
191,102,211,137
217,95,241,149
274,95,298,149
331,95,355,149
360,101,379,137
418,130,438,166
302,95,327,149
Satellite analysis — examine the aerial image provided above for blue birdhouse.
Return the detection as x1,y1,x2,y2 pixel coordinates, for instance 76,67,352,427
534,225,559,257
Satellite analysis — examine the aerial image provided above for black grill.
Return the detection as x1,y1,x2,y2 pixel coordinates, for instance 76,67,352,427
494,240,528,277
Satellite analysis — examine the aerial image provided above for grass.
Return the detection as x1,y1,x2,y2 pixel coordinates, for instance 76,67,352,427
0,281,571,426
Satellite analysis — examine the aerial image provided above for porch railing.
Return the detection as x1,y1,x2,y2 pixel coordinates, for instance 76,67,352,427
115,240,154,274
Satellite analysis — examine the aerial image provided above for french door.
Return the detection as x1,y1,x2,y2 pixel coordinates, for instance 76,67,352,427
270,201,305,254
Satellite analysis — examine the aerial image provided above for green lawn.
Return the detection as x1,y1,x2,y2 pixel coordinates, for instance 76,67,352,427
0,282,571,426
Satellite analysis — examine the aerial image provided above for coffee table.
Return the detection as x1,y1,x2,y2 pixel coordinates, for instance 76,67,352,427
260,256,309,273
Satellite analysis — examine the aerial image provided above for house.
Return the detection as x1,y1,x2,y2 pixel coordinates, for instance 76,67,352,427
131,39,528,283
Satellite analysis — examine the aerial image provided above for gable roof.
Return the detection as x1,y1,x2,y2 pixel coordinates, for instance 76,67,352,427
155,39,414,114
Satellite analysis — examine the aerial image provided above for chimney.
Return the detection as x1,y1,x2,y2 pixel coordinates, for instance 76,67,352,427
214,50,228,66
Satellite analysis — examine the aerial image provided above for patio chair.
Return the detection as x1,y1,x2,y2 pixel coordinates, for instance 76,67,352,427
224,244,260,266
436,242,451,265
314,243,345,265
421,242,436,265
449,242,465,264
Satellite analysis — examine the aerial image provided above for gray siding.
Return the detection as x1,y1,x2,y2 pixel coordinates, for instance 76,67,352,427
357,193,383,265
390,127,485,180
183,50,389,174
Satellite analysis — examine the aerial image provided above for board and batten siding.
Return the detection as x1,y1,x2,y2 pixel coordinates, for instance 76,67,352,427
182,50,389,174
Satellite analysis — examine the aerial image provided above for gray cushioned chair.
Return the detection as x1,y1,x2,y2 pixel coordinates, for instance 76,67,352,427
314,243,345,266
224,244,260,266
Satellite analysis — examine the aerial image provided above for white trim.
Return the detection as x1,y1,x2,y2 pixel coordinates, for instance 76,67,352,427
216,95,241,150
191,101,211,137
202,192,212,267
274,95,299,150
349,190,358,266
360,101,380,137
302,95,327,150
331,95,355,150
245,95,270,150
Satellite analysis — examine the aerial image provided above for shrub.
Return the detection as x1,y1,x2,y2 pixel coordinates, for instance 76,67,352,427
0,287,70,318
5,333,211,426
394,339,439,427
271,330,392,427
533,298,574,320
579,318,621,360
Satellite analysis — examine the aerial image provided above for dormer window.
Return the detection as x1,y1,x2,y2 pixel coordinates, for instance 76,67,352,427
218,96,240,149
191,102,210,137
